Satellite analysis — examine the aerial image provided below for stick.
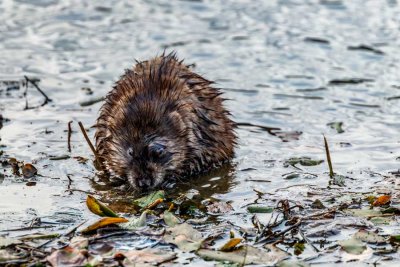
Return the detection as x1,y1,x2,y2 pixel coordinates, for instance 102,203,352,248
323,135,334,178
78,121,106,173
24,75,52,106
67,121,73,152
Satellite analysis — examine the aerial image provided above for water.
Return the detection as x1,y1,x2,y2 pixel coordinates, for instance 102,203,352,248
1,0,400,265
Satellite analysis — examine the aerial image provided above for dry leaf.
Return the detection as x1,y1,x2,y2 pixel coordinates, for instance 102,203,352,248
372,195,391,206
81,217,128,234
220,238,242,252
22,163,37,178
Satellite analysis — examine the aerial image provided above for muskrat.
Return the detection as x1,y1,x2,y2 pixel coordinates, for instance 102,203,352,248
95,52,236,192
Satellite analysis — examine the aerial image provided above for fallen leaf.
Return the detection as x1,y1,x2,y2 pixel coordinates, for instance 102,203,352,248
220,238,242,252
389,235,400,244
344,208,382,218
81,217,128,234
164,223,203,252
69,236,88,250
372,195,391,206
121,210,149,230
284,157,324,168
338,238,367,255
20,233,60,240
86,195,118,217
0,237,21,248
22,163,37,178
163,210,181,227
47,246,87,267
247,205,274,213
133,190,165,209
327,122,344,134
207,202,233,214
0,249,20,262
369,216,392,225
197,245,288,265
293,242,305,255
353,229,387,244
118,249,176,266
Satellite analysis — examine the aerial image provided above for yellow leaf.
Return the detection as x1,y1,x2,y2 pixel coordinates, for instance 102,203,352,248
220,238,242,252
86,195,118,217
81,217,128,234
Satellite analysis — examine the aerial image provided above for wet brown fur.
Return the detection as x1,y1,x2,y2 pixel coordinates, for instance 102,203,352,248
95,52,236,192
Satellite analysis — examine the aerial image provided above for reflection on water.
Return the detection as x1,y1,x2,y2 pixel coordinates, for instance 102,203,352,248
1,0,400,264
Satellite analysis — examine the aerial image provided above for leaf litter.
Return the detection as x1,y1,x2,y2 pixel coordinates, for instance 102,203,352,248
1,136,400,266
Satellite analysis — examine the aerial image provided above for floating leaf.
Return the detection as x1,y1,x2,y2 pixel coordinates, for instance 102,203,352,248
121,210,149,230
372,195,391,206
133,190,165,209
22,163,37,178
284,157,323,168
220,238,242,252
81,217,128,234
278,260,310,267
389,235,400,244
20,233,60,240
164,223,203,252
293,242,305,255
86,195,118,217
119,249,176,266
338,238,367,255
311,199,325,209
382,206,400,214
0,237,21,248
344,209,382,218
197,245,288,265
247,206,274,213
207,202,233,214
369,217,391,225
327,122,344,133
163,210,181,227
353,229,387,244
331,174,345,187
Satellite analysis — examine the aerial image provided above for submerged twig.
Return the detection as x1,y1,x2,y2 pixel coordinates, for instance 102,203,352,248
66,175,73,194
67,121,73,152
24,76,52,106
323,135,334,178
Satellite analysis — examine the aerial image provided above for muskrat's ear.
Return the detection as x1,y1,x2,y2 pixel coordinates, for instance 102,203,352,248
168,111,185,132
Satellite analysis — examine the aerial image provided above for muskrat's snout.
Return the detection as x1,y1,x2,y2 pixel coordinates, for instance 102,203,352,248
135,176,154,191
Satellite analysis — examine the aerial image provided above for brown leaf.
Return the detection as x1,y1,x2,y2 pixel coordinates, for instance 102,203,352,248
372,195,391,206
118,249,176,266
22,163,37,178
81,217,128,234
47,246,87,267
207,202,233,215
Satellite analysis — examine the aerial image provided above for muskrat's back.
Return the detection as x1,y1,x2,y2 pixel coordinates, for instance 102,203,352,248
95,53,236,192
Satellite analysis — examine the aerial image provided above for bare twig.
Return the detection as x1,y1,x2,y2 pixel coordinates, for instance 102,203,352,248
67,121,73,153
78,121,106,173
323,135,334,178
24,76,52,106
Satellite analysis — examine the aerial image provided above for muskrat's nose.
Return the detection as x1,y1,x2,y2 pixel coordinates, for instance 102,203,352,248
136,178,151,189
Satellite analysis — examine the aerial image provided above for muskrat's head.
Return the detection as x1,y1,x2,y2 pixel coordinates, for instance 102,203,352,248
106,100,189,192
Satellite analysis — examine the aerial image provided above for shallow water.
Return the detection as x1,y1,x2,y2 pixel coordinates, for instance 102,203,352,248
1,0,400,265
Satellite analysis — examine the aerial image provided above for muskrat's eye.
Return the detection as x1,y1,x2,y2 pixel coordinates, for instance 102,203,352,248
127,148,134,157
149,143,166,158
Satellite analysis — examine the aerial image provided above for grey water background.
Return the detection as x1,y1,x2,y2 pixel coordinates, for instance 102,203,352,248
1,0,400,264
